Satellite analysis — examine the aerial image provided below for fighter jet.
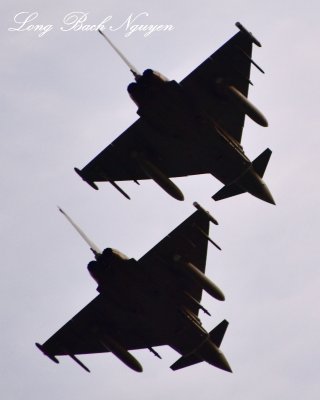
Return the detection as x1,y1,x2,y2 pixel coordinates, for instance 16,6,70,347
36,204,231,373
75,22,275,205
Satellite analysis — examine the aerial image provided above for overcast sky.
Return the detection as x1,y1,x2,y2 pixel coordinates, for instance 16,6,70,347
1,1,320,399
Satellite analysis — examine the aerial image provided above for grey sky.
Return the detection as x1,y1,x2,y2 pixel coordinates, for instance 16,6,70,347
1,1,320,399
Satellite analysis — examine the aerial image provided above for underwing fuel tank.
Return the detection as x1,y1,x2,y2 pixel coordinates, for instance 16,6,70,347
132,153,184,201
174,255,225,301
99,335,143,373
215,79,268,127
226,85,268,127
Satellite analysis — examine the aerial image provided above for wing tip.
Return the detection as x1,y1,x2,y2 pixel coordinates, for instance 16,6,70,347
35,342,59,364
235,22,262,47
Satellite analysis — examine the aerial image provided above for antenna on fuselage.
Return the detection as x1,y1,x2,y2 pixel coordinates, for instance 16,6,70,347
58,207,102,257
98,29,141,79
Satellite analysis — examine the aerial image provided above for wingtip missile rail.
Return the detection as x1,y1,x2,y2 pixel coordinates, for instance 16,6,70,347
193,202,219,225
35,343,59,364
74,167,99,190
235,22,262,47
36,343,91,372
75,166,131,200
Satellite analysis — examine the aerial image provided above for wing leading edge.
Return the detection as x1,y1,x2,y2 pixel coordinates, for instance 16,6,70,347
38,294,167,357
138,207,221,311
181,29,256,143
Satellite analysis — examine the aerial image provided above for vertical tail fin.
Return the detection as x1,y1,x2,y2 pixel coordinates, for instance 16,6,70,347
209,319,229,347
252,148,272,178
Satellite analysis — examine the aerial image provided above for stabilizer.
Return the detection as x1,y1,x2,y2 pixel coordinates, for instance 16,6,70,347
212,181,245,202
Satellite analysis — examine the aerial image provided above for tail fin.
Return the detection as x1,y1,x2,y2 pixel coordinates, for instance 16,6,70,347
209,319,229,347
252,148,272,178
170,320,229,371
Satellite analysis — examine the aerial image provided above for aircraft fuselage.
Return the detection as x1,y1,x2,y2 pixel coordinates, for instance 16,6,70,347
88,249,230,371
128,70,250,183
127,69,274,204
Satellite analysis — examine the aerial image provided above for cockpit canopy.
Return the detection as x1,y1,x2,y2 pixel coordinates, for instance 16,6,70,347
142,68,169,82
87,248,129,284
